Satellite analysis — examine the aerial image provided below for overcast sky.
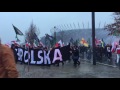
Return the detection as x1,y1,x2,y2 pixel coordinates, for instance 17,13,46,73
0,12,114,44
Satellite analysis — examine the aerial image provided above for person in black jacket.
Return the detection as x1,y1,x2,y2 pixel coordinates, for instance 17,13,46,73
11,44,18,63
105,44,112,61
72,46,80,67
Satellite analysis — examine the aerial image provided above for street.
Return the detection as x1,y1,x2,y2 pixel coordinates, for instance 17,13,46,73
17,60,120,78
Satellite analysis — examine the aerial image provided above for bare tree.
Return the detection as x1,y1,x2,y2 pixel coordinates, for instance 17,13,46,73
25,22,40,45
104,12,120,36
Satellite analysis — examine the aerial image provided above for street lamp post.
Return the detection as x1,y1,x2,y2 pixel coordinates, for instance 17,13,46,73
92,12,96,65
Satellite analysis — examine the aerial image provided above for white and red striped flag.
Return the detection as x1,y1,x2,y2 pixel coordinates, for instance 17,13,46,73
111,41,118,53
95,38,101,46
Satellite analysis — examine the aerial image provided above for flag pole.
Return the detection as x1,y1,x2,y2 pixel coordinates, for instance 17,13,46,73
28,34,30,72
28,45,30,72
23,36,28,74
23,34,26,71
15,34,18,40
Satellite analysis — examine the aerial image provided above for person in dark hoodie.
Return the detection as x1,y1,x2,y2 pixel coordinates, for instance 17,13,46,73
72,46,80,67
105,44,112,61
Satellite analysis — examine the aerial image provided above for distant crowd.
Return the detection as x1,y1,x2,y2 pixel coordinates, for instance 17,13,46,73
9,41,120,68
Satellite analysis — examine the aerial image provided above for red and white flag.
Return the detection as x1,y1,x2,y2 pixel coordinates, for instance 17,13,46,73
11,40,19,46
95,38,101,46
58,40,63,47
111,41,118,53
26,42,30,47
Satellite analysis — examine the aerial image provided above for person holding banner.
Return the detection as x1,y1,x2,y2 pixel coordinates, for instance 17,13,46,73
11,44,18,63
0,38,19,78
72,46,80,67
53,43,64,66
105,44,112,61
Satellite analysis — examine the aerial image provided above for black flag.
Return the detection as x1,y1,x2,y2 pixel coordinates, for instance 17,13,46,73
12,24,24,35
34,33,39,42
45,34,54,41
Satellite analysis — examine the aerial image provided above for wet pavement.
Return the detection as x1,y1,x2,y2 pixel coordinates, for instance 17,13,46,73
17,60,120,78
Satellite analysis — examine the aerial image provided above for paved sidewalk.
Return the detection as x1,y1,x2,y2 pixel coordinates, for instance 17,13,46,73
17,61,120,78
